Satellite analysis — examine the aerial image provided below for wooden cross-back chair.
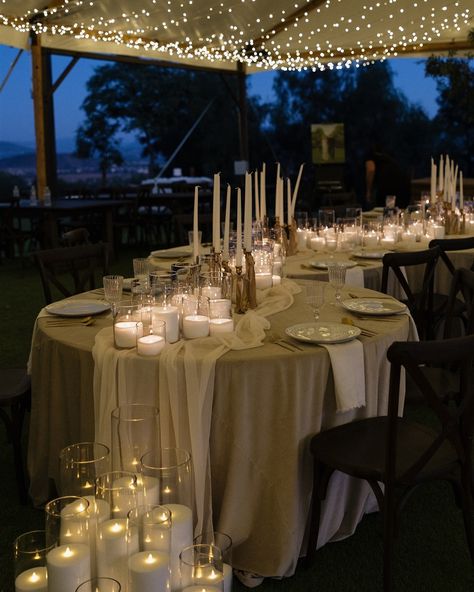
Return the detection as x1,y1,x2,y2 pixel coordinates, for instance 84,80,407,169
381,246,440,339
34,243,109,304
306,335,474,592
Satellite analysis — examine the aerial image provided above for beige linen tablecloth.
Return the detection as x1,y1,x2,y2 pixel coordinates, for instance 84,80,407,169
28,283,417,579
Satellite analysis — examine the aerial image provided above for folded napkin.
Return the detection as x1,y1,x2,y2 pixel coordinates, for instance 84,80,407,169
345,267,364,288
320,340,366,413
255,278,301,317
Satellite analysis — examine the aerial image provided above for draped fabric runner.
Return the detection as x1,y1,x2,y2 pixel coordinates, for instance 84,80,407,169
93,279,301,534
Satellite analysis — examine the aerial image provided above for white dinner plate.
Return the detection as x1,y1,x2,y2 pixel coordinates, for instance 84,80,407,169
45,299,111,317
352,250,392,259
285,322,361,344
150,246,192,259
342,298,407,316
310,260,357,270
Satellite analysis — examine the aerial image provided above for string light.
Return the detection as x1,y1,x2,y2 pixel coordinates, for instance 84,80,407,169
0,0,471,70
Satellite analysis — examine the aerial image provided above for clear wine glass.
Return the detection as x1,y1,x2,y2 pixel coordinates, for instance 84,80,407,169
103,274,124,314
305,283,325,320
327,264,347,305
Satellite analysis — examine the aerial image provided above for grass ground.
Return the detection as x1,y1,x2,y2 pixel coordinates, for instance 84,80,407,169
0,245,473,591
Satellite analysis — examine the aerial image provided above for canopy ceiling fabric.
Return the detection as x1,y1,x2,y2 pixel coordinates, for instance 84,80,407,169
0,0,472,72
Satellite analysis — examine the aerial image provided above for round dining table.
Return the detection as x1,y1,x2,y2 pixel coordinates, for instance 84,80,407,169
28,277,417,582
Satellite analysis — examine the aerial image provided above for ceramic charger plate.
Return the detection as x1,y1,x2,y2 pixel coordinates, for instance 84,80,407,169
310,260,358,270
352,250,392,259
285,322,361,344
45,299,110,317
342,298,407,316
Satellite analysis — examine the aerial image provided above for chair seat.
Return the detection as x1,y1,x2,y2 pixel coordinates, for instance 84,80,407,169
310,416,458,484
0,369,31,404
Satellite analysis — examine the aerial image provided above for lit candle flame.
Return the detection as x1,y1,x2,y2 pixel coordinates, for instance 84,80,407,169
29,572,40,583
111,522,122,533
163,486,171,494
33,552,41,560
145,553,156,564
209,569,218,580
64,547,73,557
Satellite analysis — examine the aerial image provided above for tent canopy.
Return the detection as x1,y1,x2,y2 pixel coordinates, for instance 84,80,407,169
1,0,472,72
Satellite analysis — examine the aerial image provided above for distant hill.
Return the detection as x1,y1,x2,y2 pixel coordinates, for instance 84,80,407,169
0,141,34,160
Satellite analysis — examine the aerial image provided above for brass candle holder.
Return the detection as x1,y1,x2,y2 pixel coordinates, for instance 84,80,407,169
244,250,257,309
287,218,298,256
234,266,248,314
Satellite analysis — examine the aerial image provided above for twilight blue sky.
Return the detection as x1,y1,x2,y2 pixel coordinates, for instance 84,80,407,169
0,44,438,147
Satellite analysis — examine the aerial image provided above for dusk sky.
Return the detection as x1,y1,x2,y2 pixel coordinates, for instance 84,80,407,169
0,44,439,148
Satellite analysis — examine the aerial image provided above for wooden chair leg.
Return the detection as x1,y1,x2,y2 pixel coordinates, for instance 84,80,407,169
305,460,332,568
383,486,396,592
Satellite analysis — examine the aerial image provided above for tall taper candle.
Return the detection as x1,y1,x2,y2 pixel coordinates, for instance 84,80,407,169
439,154,444,193
254,170,260,222
236,188,242,267
244,172,252,251
460,171,463,210
212,173,221,252
260,163,266,220
287,178,292,226
223,184,231,260
291,163,304,215
193,186,199,262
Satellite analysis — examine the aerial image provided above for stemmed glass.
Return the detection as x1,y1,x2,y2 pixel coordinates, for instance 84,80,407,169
103,275,124,315
305,283,325,320
327,264,347,305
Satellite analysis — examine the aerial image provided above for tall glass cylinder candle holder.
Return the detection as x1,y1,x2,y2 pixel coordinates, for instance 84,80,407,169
14,530,53,592
193,532,233,592
149,271,175,305
45,497,93,592
58,442,110,497
152,303,180,344
209,299,233,336
182,295,210,339
111,404,160,474
95,472,139,589
179,544,224,592
127,506,171,592
113,302,143,349
137,321,166,357
140,448,194,591
171,262,201,292
199,271,223,299
75,577,121,592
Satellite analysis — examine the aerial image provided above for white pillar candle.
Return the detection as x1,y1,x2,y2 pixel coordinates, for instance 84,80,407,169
255,273,273,290
244,172,252,252
152,306,179,344
209,318,234,335
114,321,142,348
380,237,395,248
401,231,416,243
432,224,445,239
224,563,233,592
47,544,91,592
310,236,325,251
183,315,210,339
142,508,172,553
260,164,266,220
209,299,232,318
212,173,221,252
164,504,193,592
96,519,138,586
363,234,378,248
273,259,282,277
137,334,165,356
201,286,222,300
223,185,231,261
272,275,281,286
235,189,243,267
59,499,90,546
182,587,222,592
325,237,337,251
193,186,199,263
15,567,48,592
129,551,170,592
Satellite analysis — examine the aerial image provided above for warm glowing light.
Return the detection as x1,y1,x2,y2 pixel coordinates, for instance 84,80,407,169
111,522,123,533
63,546,73,557
145,553,156,564
29,572,40,583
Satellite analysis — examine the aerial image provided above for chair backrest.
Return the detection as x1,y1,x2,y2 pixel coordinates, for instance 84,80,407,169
61,227,91,247
381,246,440,339
429,237,474,276
386,335,474,487
34,243,109,304
444,267,474,338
